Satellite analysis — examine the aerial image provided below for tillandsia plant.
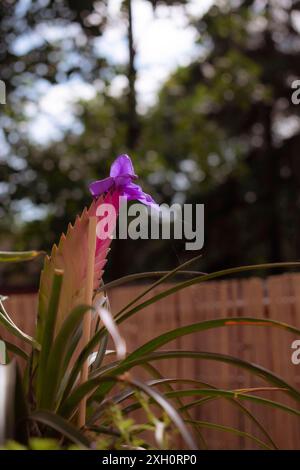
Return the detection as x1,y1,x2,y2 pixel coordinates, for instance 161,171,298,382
1,154,300,450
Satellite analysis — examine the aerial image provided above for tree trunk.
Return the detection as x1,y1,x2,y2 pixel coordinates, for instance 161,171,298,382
127,0,139,150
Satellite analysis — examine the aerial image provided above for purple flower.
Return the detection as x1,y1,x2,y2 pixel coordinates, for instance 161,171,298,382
89,154,158,208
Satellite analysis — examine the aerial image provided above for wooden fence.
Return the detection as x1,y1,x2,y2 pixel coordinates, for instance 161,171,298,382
1,274,300,449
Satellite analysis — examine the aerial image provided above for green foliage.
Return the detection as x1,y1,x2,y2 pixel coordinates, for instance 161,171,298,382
1,247,300,449
2,438,78,450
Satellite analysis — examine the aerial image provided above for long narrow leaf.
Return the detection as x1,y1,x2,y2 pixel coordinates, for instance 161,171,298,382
36,270,64,404
91,334,108,371
123,377,197,450
39,305,90,409
114,261,300,325
124,316,300,365
0,251,44,262
95,349,300,401
121,387,300,422
66,316,300,405
74,374,197,449
185,420,273,450
60,349,300,417
0,338,29,361
137,364,208,449
0,300,40,350
103,254,203,320
95,304,126,360
29,411,90,447
97,270,206,293
0,341,7,365
162,388,300,418
112,375,277,450
88,376,279,450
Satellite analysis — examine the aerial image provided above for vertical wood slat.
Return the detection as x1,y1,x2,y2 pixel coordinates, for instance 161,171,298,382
1,274,300,449
240,278,267,449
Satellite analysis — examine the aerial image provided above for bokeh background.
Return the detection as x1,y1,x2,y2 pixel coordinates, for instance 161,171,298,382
1,0,300,290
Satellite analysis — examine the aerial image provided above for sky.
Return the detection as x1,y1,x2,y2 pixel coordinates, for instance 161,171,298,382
21,0,213,143
98,0,212,111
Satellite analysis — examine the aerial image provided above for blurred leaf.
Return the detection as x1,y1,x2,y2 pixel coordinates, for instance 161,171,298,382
0,341,7,365
185,420,272,450
29,411,90,448
0,298,40,350
0,251,44,262
94,303,126,360
29,438,61,450
0,340,29,361
125,377,197,450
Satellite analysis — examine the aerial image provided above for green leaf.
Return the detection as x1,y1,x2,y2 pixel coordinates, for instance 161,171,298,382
91,333,108,371
124,316,300,366
88,376,277,449
97,269,206,293
138,365,209,449
64,349,300,416
163,388,300,418
98,254,203,319
62,325,82,375
66,262,300,397
89,377,216,424
29,411,90,448
124,377,198,450
87,425,121,437
39,304,91,410
114,261,300,326
121,386,300,427
0,299,40,350
0,340,7,365
36,270,64,404
185,420,273,450
66,315,300,408
64,374,197,449
0,251,44,262
1,341,29,361
29,438,61,450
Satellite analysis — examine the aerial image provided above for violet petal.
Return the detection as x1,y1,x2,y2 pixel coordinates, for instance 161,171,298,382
123,182,159,209
89,177,114,197
110,154,137,178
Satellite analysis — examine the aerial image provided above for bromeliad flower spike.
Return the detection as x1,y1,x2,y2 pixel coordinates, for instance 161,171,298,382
38,155,157,349
89,154,158,209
